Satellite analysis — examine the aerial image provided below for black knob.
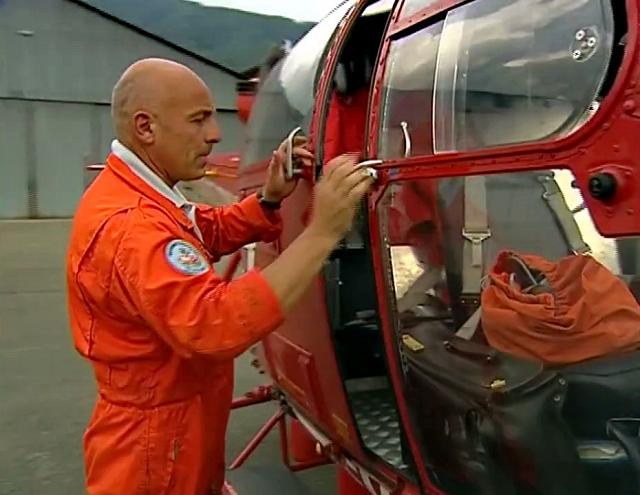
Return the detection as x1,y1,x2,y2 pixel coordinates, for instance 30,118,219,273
589,172,617,200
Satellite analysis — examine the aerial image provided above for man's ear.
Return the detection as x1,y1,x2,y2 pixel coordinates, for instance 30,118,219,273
133,111,155,144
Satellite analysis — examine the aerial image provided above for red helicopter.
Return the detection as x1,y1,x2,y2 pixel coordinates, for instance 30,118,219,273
91,0,640,493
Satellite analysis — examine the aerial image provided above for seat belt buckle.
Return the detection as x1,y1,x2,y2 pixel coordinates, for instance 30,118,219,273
459,293,482,321
462,229,491,267
572,245,592,255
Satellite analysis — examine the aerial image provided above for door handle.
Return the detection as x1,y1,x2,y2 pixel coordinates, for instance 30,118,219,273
285,126,304,180
357,159,382,181
400,121,412,158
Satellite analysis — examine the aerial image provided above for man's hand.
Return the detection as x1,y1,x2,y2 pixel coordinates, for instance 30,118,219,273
262,135,314,203
260,152,374,313
307,153,374,243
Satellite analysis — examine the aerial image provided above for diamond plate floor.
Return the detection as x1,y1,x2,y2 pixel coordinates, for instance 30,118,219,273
350,388,408,471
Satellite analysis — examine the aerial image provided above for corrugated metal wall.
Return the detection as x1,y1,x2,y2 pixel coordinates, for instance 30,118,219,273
0,0,243,218
0,99,111,218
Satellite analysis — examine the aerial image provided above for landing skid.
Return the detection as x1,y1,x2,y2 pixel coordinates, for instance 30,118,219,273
223,385,331,495
226,385,331,472
223,385,386,495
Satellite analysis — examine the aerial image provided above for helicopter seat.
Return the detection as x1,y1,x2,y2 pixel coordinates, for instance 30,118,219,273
402,317,640,494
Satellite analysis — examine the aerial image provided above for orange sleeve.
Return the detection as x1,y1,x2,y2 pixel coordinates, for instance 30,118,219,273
112,209,284,360
196,193,282,258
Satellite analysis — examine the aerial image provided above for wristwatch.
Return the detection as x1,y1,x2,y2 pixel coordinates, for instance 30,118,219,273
257,191,281,210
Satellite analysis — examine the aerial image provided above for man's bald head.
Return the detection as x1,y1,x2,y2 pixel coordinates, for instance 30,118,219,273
110,58,221,185
112,58,208,140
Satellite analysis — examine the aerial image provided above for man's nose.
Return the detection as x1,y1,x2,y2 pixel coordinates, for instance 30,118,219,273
205,119,221,144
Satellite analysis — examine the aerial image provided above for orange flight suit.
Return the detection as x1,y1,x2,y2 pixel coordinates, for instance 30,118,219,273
66,150,284,494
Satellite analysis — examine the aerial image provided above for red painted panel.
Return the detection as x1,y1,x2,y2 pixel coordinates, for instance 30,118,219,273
263,332,323,418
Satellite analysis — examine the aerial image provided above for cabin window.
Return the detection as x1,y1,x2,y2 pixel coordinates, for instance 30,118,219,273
376,170,640,494
399,0,440,19
378,20,443,160
378,172,627,329
433,0,615,153
378,170,638,335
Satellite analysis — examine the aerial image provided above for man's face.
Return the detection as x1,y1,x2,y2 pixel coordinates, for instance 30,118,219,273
151,82,221,183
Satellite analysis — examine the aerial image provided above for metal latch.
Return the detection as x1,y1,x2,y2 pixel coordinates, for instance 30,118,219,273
489,378,507,390
402,334,425,352
357,159,382,181
462,229,491,267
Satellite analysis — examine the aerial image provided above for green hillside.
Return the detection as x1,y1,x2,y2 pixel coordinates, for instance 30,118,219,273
82,0,315,73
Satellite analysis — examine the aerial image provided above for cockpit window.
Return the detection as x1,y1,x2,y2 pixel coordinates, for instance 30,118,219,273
433,0,615,152
241,61,301,169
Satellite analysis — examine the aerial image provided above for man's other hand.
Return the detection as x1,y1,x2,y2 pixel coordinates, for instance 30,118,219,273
308,153,374,243
262,135,314,203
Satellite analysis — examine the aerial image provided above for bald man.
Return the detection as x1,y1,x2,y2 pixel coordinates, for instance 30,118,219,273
66,58,373,495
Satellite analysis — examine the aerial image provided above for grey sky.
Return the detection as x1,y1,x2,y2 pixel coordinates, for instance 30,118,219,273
187,0,345,21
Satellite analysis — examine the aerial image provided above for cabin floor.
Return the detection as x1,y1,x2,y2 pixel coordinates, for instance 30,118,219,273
346,377,410,472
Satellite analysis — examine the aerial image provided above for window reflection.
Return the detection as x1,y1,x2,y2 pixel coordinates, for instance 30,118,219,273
242,62,306,168
433,0,615,152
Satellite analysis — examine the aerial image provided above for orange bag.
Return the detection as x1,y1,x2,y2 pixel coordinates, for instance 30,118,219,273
481,251,640,365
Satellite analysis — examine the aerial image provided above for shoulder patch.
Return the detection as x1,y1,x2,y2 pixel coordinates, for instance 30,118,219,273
165,240,210,276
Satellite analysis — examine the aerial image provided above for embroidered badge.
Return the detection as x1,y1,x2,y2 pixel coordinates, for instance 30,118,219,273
165,240,210,276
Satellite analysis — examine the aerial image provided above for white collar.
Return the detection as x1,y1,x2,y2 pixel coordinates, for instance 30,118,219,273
111,140,190,208
111,140,204,242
